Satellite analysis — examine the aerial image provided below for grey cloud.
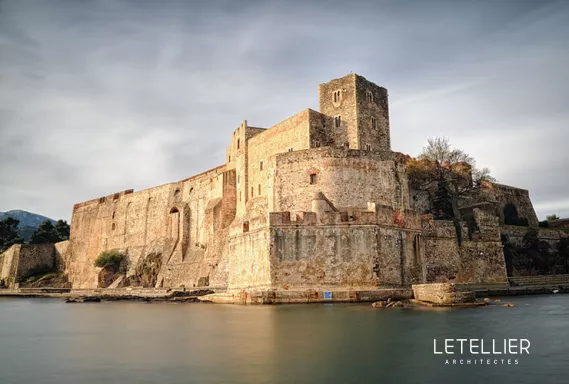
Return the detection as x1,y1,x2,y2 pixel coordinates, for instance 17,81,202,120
0,0,567,221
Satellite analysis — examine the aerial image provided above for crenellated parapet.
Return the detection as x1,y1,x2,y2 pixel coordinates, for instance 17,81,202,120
268,204,422,230
73,189,134,211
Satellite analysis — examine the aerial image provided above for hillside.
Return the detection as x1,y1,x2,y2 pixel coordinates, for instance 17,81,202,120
0,210,57,242
0,210,56,228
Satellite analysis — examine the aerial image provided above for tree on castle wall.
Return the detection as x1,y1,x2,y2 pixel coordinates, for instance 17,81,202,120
407,137,495,245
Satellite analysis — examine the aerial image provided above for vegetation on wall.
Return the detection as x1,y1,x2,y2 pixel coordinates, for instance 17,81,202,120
407,137,495,245
94,250,126,270
94,250,127,288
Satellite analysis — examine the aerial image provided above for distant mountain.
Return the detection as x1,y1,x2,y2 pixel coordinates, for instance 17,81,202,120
0,210,56,228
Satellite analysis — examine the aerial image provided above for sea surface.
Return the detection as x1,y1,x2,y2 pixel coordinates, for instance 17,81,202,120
0,295,568,384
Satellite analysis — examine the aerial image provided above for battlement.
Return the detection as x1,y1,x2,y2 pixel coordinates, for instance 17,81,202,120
73,189,134,210
269,204,422,230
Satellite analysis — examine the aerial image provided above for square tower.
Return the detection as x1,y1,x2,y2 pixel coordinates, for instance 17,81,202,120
318,74,390,151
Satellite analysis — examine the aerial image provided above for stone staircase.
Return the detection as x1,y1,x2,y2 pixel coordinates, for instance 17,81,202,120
509,274,569,287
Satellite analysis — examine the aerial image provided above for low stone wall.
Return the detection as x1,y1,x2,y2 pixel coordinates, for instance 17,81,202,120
201,288,413,304
0,244,58,288
412,283,475,304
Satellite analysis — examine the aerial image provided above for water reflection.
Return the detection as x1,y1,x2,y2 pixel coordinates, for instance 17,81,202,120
0,295,568,384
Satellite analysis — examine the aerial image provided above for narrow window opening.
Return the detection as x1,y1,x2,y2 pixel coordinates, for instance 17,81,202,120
310,173,317,185
112,223,116,230
366,144,372,151
288,147,293,152
260,161,264,170
112,211,115,219
251,186,254,197
334,115,341,128
258,184,261,195
371,117,376,130
237,139,240,149
344,142,350,149
243,221,249,233
367,91,373,103
314,141,321,148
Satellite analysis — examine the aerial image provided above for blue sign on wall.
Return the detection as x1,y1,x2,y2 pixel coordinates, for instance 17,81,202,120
323,291,332,300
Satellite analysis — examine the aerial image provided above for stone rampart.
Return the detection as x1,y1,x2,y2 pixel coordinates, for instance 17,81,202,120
421,209,508,284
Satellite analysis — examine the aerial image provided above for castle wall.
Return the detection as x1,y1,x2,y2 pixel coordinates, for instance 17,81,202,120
266,207,425,290
67,165,234,289
308,109,344,148
0,245,18,282
246,110,311,213
355,74,390,151
318,74,390,151
481,183,539,227
227,228,272,290
0,243,58,287
272,148,410,213
319,74,358,149
421,210,508,284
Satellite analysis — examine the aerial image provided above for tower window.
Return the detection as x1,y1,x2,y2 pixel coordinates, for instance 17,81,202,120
366,144,372,151
333,90,341,103
237,139,240,149
251,186,254,197
112,223,116,230
334,115,341,128
367,91,373,103
288,147,293,152
314,141,321,148
228,155,231,163
310,173,318,185
372,117,376,130
260,160,264,170
258,184,261,195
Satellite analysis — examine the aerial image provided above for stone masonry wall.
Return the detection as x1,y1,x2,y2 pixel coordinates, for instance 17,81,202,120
319,74,358,149
246,109,311,211
355,74,390,151
421,209,508,284
0,244,57,287
272,148,409,213
67,164,235,289
481,183,539,227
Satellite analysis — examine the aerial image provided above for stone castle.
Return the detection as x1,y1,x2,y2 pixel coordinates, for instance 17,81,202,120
2,74,544,302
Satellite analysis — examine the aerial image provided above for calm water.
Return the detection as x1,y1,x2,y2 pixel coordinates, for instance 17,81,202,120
0,295,568,384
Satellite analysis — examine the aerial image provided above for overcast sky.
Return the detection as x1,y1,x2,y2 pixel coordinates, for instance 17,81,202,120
1,0,568,221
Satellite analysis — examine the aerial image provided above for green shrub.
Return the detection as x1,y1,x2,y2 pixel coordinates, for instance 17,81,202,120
94,250,125,270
